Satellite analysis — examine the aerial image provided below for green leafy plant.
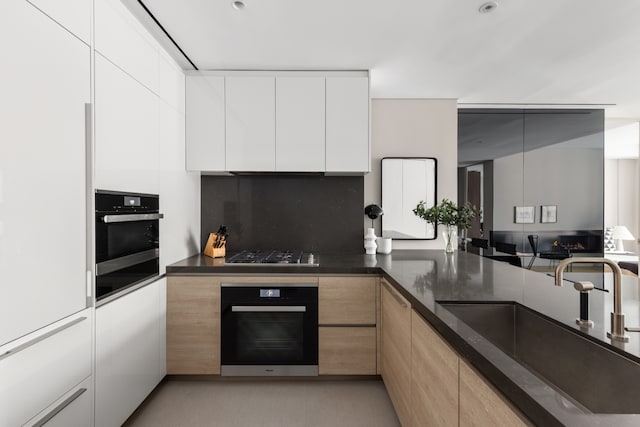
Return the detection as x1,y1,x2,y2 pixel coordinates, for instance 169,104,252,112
413,198,480,229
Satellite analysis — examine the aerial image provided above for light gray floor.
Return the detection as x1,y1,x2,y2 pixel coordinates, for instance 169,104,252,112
124,379,401,427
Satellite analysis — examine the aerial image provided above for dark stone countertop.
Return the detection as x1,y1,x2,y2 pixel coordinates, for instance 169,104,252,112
167,250,640,426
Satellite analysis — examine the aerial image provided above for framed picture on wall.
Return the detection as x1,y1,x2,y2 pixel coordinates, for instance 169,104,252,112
514,206,535,224
541,205,557,223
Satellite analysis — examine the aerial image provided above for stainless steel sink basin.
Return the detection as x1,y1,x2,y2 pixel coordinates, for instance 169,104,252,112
439,301,640,414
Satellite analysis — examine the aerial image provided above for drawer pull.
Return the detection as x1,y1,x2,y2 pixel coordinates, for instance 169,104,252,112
0,317,87,361
382,281,408,308
31,387,87,427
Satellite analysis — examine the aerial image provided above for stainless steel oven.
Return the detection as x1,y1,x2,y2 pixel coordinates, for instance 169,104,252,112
221,283,318,376
95,190,163,301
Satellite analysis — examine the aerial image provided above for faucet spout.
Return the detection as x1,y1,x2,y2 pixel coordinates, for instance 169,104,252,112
554,257,628,342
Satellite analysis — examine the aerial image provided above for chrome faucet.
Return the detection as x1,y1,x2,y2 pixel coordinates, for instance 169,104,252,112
554,258,629,342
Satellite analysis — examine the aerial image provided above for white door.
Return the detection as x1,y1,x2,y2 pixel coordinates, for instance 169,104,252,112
185,75,226,171
94,53,160,194
95,279,165,427
276,77,326,172
226,76,276,171
27,0,91,44
0,0,89,345
326,77,370,173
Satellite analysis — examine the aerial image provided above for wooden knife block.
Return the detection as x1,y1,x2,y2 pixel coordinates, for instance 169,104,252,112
204,233,226,258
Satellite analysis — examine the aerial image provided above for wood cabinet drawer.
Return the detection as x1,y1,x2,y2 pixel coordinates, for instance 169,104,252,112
319,277,377,325
319,327,376,375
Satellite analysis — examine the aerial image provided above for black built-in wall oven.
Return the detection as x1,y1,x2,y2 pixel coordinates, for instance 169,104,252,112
221,283,318,376
95,190,163,301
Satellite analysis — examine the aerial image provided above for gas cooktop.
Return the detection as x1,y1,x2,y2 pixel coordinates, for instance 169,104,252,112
226,249,318,266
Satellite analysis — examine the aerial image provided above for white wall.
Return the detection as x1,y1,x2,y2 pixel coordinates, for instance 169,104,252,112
365,99,458,250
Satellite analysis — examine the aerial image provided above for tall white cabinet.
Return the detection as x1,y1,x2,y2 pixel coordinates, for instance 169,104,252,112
0,0,90,347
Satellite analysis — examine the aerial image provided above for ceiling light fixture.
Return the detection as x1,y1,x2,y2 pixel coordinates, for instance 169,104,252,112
231,0,246,10
478,1,498,13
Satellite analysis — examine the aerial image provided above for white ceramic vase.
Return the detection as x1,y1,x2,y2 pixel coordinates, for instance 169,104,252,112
364,228,377,254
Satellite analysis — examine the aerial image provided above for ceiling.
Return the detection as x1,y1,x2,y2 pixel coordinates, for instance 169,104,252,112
134,0,640,119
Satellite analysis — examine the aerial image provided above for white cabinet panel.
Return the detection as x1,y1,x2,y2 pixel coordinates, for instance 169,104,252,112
185,75,226,171
27,0,91,44
94,0,159,93
226,76,276,171
95,54,159,194
0,310,92,427
0,0,89,345
96,280,164,427
25,376,93,427
276,77,325,172
326,77,370,173
159,102,200,272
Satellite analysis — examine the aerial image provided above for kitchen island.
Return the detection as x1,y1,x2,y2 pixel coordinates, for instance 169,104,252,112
167,250,640,426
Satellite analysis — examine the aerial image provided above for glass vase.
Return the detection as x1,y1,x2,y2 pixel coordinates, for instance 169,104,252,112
443,224,456,253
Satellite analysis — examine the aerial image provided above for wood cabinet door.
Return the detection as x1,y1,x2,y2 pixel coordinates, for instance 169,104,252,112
167,276,221,374
411,310,459,426
460,360,530,427
380,280,412,427
318,277,376,325
319,327,376,375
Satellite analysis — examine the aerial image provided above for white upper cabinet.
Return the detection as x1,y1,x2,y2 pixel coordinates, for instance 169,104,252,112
276,77,326,172
226,76,276,171
326,77,370,173
185,75,226,172
94,0,159,94
95,54,160,194
27,0,91,44
0,0,89,345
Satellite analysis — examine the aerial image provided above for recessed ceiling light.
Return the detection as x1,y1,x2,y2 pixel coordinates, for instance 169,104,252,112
478,1,498,13
231,0,246,10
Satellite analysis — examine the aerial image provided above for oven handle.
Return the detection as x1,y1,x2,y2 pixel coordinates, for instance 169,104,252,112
102,213,164,223
96,248,159,276
231,306,307,313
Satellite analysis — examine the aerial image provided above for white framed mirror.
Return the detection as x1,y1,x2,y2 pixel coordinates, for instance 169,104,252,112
381,157,437,239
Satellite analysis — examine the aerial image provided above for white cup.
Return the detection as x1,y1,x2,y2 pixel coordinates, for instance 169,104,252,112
376,237,392,254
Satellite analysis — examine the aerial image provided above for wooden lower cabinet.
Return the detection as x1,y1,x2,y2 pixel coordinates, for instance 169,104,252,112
319,276,377,325
459,360,530,427
167,276,220,374
411,310,458,426
319,327,376,375
380,279,412,427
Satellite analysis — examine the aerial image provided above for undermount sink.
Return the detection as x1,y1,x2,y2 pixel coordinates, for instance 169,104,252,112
439,301,640,414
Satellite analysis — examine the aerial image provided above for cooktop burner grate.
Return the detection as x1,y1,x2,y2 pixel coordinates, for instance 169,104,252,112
227,249,316,266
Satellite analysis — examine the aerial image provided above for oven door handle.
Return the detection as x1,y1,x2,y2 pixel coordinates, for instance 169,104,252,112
231,306,307,313
96,248,159,276
102,213,164,223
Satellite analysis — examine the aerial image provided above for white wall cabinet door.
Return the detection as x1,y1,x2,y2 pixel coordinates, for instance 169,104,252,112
326,77,370,173
225,76,276,171
96,279,165,427
276,77,325,171
27,0,91,44
95,53,160,194
185,75,226,171
0,0,89,346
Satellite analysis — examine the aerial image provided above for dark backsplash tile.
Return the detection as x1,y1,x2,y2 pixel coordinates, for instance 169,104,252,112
201,175,364,254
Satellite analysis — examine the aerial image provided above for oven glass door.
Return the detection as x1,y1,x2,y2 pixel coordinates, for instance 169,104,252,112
221,287,318,366
95,218,158,263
